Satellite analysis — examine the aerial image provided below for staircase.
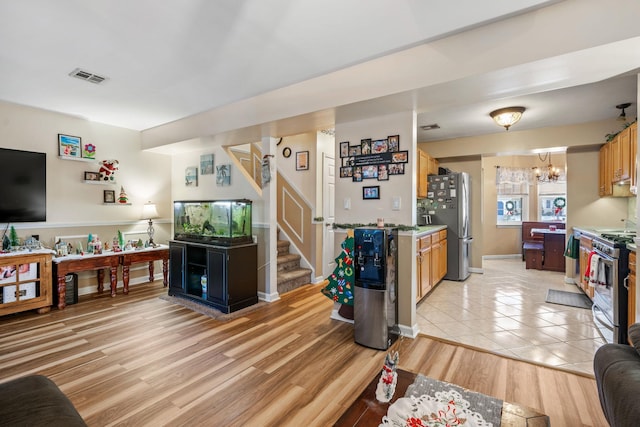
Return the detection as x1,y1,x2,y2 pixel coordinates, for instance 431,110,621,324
277,238,312,294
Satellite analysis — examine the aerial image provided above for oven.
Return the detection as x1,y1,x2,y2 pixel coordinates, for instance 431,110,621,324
591,235,630,344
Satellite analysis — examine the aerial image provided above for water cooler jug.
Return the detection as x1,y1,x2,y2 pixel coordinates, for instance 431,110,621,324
353,227,399,350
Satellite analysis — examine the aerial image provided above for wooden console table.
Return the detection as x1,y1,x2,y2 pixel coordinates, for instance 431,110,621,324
52,245,169,309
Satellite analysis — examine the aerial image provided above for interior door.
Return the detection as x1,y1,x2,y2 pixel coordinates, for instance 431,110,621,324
323,153,335,277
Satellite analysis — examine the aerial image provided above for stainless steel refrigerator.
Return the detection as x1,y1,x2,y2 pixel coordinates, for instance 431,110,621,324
426,172,472,281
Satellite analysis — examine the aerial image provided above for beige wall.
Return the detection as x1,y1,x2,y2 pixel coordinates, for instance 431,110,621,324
0,100,172,296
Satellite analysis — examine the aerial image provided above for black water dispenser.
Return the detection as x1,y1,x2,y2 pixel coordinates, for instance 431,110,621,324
353,227,399,350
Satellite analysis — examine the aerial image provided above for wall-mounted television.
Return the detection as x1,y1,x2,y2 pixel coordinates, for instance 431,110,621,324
0,148,46,223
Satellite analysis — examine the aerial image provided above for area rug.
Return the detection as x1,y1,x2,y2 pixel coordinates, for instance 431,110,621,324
380,374,503,427
159,294,267,321
545,289,592,309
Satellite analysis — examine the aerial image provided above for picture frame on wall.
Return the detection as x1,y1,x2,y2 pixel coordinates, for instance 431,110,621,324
103,189,115,203
371,139,388,154
348,145,361,157
361,138,372,155
388,163,405,175
296,151,309,171
363,185,380,200
84,171,101,181
339,141,349,158
185,166,198,186
216,164,231,186
340,166,353,178
377,164,389,181
200,153,214,175
388,135,400,152
352,166,362,182
58,134,82,158
362,165,378,179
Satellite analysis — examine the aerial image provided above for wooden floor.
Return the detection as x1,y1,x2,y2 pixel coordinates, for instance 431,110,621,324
0,281,608,426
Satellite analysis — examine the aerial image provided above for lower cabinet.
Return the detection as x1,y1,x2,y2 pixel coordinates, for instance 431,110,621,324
628,250,636,332
0,251,52,316
416,229,447,302
579,236,594,298
169,240,258,313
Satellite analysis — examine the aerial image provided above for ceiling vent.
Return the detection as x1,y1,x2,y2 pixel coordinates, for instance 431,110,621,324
69,68,108,84
420,124,440,131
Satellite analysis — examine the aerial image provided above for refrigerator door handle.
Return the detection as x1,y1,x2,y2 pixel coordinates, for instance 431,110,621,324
463,237,473,243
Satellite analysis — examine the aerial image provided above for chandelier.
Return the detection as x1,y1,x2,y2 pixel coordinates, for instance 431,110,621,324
489,106,525,131
533,152,560,182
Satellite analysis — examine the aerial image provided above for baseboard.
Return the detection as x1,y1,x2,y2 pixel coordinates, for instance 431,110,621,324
468,267,484,274
399,323,419,339
258,291,281,302
482,254,522,260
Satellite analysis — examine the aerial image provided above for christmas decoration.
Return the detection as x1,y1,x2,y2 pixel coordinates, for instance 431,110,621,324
321,230,355,309
118,186,128,204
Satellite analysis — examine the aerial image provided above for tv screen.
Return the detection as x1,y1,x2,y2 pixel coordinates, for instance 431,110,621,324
0,148,46,223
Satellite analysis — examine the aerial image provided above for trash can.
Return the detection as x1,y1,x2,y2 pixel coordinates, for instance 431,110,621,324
53,273,78,307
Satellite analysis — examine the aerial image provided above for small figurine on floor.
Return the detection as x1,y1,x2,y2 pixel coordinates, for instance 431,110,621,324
375,351,399,403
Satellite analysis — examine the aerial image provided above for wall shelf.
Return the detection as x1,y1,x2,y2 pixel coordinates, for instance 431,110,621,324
103,203,132,206
58,156,96,163
83,180,116,185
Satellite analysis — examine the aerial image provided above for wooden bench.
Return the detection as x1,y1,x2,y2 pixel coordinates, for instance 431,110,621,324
521,221,564,260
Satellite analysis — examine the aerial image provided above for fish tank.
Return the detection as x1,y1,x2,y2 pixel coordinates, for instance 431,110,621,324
173,199,253,246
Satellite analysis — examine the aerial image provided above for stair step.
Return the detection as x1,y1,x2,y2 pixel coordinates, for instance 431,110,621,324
277,253,301,272
277,267,312,294
277,240,290,256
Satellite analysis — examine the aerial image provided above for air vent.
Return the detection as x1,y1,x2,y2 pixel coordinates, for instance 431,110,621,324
69,68,108,84
420,124,440,131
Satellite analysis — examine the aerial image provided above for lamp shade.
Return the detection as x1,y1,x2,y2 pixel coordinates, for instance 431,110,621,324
141,202,159,219
490,106,525,131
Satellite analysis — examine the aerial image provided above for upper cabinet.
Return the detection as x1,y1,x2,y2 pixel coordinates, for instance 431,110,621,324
600,121,636,197
417,149,439,199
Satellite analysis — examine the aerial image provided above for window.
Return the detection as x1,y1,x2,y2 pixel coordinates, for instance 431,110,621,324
538,181,566,222
497,195,528,225
495,167,531,226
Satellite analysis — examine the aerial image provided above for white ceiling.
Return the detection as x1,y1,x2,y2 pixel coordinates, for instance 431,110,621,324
0,0,638,150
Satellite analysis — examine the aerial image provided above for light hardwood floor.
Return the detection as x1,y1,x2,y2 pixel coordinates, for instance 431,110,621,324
0,280,607,426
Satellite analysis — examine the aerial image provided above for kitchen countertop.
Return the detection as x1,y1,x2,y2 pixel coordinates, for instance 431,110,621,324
415,225,447,236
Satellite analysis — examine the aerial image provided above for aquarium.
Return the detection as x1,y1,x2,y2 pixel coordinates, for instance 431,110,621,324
173,199,253,246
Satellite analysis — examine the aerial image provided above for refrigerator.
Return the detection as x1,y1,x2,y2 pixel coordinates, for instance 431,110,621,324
426,172,472,281
353,227,399,350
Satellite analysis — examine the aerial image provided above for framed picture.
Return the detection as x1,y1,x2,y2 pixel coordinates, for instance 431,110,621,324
371,139,388,154
185,166,198,186
348,145,361,157
283,147,292,158
391,151,409,163
362,165,378,179
84,171,101,181
216,164,231,186
339,141,349,158
388,135,400,152
363,186,380,200
82,143,96,159
200,153,214,175
352,166,363,182
377,164,389,181
340,166,353,178
103,190,115,203
388,163,405,175
296,151,309,171
58,134,82,158
361,139,372,155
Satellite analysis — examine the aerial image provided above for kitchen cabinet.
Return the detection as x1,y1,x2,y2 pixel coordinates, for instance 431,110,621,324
579,235,594,298
599,143,613,197
169,240,258,313
628,250,636,331
0,251,52,316
631,122,638,191
416,235,432,300
416,229,447,302
417,149,429,199
611,125,632,183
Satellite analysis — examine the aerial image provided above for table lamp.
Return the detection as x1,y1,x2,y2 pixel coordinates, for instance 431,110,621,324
142,202,160,247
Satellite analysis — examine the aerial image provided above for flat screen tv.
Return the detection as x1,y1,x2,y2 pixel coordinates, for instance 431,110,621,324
0,148,46,223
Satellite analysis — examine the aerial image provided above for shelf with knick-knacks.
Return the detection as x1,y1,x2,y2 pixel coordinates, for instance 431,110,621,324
102,187,131,205
83,171,116,185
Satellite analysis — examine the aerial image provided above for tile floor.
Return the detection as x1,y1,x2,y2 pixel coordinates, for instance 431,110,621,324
416,257,605,375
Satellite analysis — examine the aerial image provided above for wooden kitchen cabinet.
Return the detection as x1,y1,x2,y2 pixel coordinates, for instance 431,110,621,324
599,143,613,197
417,149,429,199
438,230,447,280
0,251,52,316
416,235,432,300
612,124,632,183
628,250,636,330
630,122,638,190
579,235,594,298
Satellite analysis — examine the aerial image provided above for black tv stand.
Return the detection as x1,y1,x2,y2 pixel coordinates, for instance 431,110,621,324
168,240,258,313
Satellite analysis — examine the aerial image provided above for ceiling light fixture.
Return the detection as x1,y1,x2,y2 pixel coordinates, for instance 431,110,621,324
616,102,631,122
489,106,525,131
420,124,440,131
533,152,560,183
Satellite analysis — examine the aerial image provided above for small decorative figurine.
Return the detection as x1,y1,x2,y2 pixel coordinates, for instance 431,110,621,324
375,351,399,403
118,186,128,204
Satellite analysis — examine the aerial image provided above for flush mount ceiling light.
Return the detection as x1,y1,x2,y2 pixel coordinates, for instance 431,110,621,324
489,106,525,131
420,124,440,131
616,102,631,122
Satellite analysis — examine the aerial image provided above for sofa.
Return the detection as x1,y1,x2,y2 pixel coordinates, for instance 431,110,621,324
0,375,86,426
593,323,640,427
